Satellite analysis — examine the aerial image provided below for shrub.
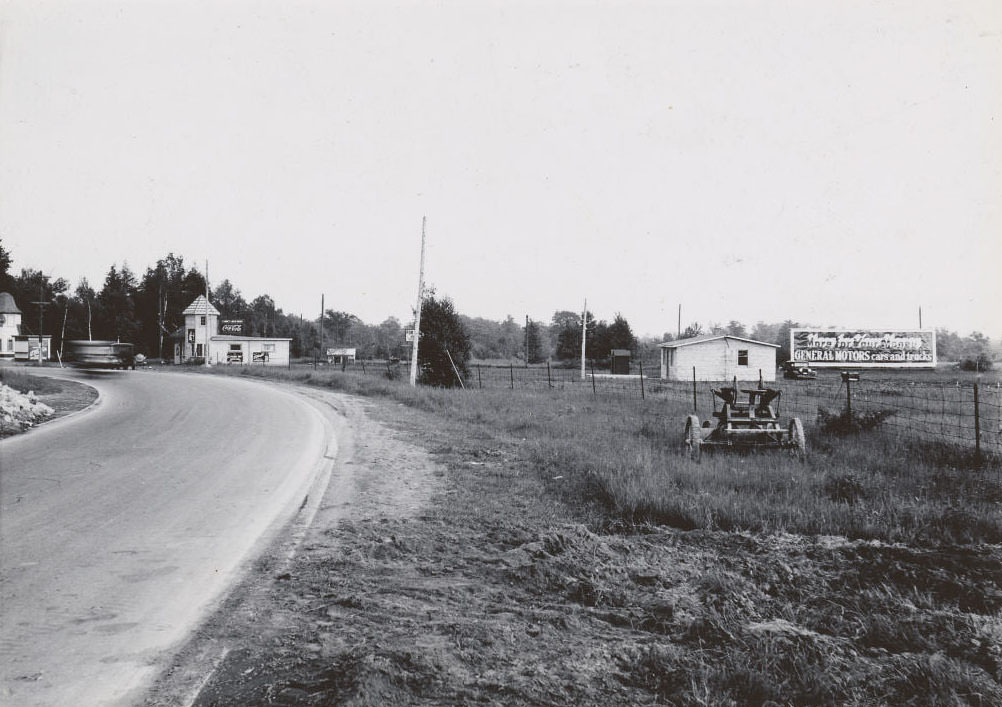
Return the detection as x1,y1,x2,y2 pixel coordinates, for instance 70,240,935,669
817,407,895,435
959,352,994,372
823,473,867,504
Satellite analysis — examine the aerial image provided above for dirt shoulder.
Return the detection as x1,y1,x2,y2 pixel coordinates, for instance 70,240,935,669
147,384,1002,706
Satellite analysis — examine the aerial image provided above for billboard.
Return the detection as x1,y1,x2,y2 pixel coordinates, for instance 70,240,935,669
220,319,244,335
790,329,936,368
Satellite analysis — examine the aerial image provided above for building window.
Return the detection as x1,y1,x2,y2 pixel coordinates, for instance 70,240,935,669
738,350,749,366
229,344,242,351
196,344,203,357
200,315,206,325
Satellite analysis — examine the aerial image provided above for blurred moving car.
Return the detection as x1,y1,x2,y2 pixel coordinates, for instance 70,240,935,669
67,341,136,370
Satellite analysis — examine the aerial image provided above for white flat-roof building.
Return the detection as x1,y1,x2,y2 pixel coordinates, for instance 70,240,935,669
659,335,778,382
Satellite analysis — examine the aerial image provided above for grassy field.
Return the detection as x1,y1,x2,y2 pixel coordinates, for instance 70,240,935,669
204,364,1000,545
177,363,1002,705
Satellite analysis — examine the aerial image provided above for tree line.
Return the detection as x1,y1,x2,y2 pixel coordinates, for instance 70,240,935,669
0,238,993,371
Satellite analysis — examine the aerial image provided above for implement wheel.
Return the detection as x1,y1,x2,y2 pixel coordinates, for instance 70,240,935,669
684,415,702,462
789,417,806,461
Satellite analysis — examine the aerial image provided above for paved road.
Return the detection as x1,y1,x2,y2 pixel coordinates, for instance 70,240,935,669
0,369,333,706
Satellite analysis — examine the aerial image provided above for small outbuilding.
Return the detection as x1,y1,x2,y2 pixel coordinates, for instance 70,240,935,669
326,347,356,366
659,335,778,382
610,349,632,375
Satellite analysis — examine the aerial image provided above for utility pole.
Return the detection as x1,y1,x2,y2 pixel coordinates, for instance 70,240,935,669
678,303,681,339
919,306,923,329
158,281,164,360
580,299,587,381
525,315,529,367
204,260,211,367
409,217,427,387
319,294,325,366
31,280,50,366
60,301,68,361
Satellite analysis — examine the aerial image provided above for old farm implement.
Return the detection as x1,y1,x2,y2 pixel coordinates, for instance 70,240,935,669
684,385,806,461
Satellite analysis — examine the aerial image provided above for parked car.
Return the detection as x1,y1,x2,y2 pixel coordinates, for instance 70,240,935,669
781,361,817,380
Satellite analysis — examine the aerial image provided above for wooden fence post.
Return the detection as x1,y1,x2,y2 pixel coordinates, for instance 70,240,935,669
639,359,645,400
546,360,552,389
590,360,597,395
692,366,697,412
974,383,981,462
477,364,482,389
510,362,514,390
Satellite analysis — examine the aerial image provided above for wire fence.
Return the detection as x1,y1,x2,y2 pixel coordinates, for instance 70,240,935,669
298,359,1002,458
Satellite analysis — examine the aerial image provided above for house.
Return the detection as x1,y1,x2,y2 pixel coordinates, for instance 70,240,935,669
170,295,291,366
659,335,778,382
1,292,51,361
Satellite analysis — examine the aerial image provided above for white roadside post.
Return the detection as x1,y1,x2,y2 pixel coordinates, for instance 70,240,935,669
409,217,427,387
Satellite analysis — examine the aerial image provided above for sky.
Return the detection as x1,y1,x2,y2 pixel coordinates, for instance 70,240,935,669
1,0,1000,339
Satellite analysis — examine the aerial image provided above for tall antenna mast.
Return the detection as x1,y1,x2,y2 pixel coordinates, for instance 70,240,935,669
580,299,587,381
409,217,427,387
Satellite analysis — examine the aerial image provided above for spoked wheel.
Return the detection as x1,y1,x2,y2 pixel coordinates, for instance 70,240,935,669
684,414,702,462
789,417,806,461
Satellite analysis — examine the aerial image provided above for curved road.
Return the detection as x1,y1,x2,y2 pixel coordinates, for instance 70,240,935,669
0,369,334,706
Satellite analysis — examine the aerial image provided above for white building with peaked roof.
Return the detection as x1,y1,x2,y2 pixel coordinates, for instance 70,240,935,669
1,291,52,361
171,295,291,366
659,334,778,382
1,292,23,359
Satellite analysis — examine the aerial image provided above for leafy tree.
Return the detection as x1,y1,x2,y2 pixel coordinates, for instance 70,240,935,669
526,318,545,363
375,317,404,359
323,310,360,346
681,322,703,339
213,279,247,319
96,264,139,343
725,320,747,337
604,313,637,354
772,320,800,362
417,294,470,387
248,295,278,337
552,309,597,361
935,328,963,361
0,237,12,290
11,268,70,353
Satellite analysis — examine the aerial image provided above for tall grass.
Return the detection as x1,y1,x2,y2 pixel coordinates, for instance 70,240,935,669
200,365,1002,544
0,367,65,395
